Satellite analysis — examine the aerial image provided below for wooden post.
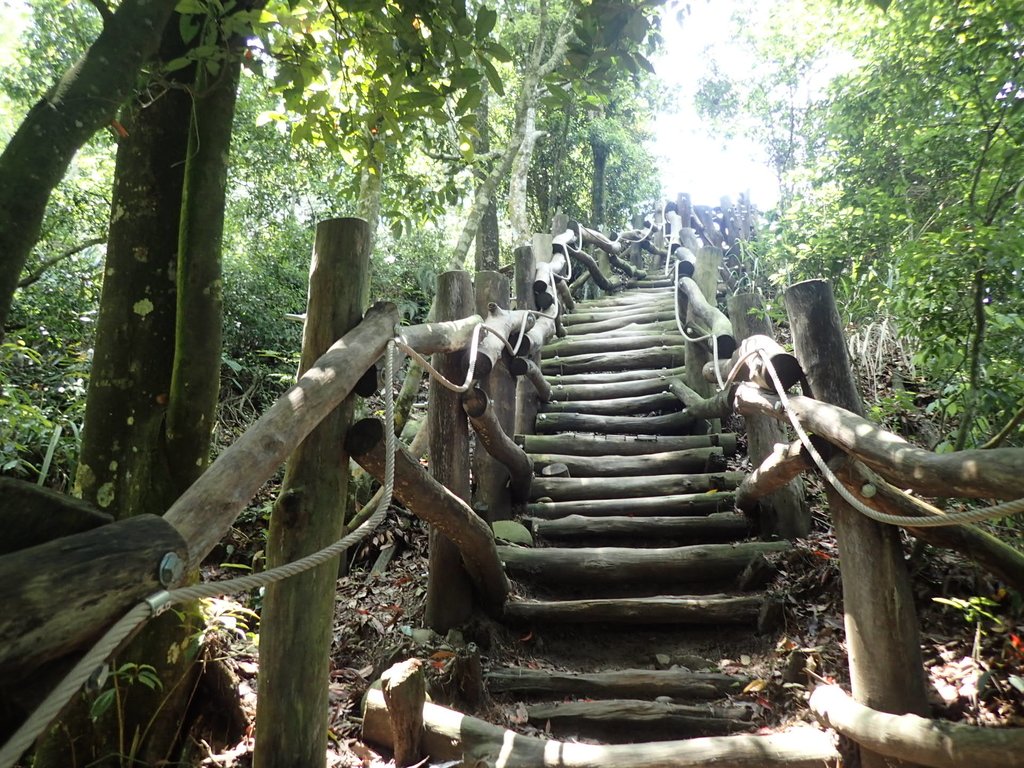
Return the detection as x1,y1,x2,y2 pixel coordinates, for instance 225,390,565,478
514,245,540,436
728,293,809,539
784,280,927,762
425,270,476,632
683,247,722,433
474,271,515,521
254,218,370,768
381,659,426,767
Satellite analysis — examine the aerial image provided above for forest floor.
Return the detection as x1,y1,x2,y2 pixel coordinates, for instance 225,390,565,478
196,489,1024,767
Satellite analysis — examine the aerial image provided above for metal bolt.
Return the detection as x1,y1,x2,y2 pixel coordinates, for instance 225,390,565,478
159,552,184,587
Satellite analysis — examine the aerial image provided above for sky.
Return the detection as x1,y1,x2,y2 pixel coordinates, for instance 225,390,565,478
648,0,782,209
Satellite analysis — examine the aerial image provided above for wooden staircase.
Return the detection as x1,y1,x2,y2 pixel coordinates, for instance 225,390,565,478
491,283,790,743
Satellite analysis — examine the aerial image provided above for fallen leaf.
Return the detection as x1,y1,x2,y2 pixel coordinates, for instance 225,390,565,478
742,679,768,693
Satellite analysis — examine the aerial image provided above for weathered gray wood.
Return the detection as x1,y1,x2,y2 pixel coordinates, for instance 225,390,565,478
527,699,753,741
564,311,677,336
573,289,673,310
562,300,674,325
504,594,767,625
535,409,695,436
485,666,747,699
530,471,744,501
257,217,370,768
549,377,672,401
164,302,399,568
528,447,723,477
728,293,810,540
810,684,1024,768
526,492,736,519
514,245,540,437
473,304,534,380
0,514,187,682
531,513,749,542
508,356,552,403
566,245,626,293
543,333,678,359
381,660,426,767
546,364,686,385
539,391,682,416
0,478,113,555
542,346,687,375
499,541,790,585
345,418,508,615
678,276,736,359
734,385,1024,500
785,279,927,735
462,387,533,506
517,432,737,456
473,272,517,522
398,314,484,356
735,441,811,514
363,689,841,767
426,272,477,632
667,378,737,419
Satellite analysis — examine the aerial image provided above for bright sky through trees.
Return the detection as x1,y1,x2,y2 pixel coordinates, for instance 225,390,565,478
649,0,782,208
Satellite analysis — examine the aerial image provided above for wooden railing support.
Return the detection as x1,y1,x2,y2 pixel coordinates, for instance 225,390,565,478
784,279,928,762
728,293,809,539
462,387,534,507
255,216,371,768
514,245,540,436
425,270,476,632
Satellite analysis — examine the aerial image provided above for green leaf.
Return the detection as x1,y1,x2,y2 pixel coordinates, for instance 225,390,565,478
487,42,512,63
475,7,497,40
481,58,504,96
90,689,115,722
179,14,202,45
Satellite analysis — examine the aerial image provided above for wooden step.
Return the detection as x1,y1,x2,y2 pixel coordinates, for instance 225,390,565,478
539,391,682,416
542,334,676,359
485,666,748,699
528,447,723,478
527,699,754,741
572,288,673,309
503,594,768,625
517,432,737,457
562,313,678,336
544,364,686,386
530,513,750,542
498,541,790,586
541,346,686,375
535,410,695,436
526,491,736,519
562,303,674,326
530,471,745,501
549,377,673,401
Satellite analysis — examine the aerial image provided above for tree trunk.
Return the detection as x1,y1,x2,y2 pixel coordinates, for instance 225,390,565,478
509,107,541,248
425,271,476,631
254,219,370,768
0,0,178,335
590,134,609,229
474,90,500,272
784,280,927,751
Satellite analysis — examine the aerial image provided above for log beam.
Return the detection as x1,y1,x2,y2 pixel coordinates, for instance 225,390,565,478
462,387,534,506
345,418,508,616
526,492,736,519
509,356,552,403
485,666,747,699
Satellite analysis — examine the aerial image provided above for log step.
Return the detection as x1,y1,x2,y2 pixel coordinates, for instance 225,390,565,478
542,334,678,360
529,471,745,502
526,491,737,519
498,541,791,586
530,513,750,542
527,698,755,742
503,594,768,625
561,314,678,336
534,410,695,436
549,377,673,401
485,666,749,699
541,346,686,375
562,304,674,326
544,364,686,386
539,391,682,416
516,432,738,457
528,447,724,478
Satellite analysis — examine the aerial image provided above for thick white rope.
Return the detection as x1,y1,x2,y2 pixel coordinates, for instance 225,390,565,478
0,341,401,768
761,351,1024,528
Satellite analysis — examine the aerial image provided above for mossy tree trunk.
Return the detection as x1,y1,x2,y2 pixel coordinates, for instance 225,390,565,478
38,15,247,767
0,0,179,337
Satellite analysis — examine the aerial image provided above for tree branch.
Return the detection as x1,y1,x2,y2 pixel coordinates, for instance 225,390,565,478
18,237,106,288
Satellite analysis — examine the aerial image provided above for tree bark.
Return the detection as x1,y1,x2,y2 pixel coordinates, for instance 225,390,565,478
0,478,113,555
474,89,500,272
486,666,747,699
380,660,426,768
526,491,736,519
0,0,179,335
527,699,752,741
532,513,749,543
527,447,723,478
254,219,370,768
425,271,476,631
784,280,927,739
516,432,737,457
535,409,695,436
504,595,769,626
462,387,533,507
